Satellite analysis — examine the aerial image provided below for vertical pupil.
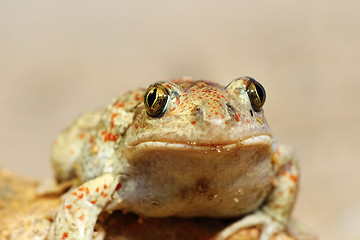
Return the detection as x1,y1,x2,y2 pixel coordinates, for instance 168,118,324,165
148,88,157,107
255,83,263,101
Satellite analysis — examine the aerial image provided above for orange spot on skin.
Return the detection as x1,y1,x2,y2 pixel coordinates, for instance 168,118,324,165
175,98,180,105
78,215,85,222
78,186,85,191
290,175,298,182
96,187,99,192
110,113,119,129
91,200,97,205
234,113,241,122
104,184,107,189
191,121,196,125
112,134,119,141
115,183,122,191
113,99,119,106
72,192,77,196
85,187,90,195
100,192,108,198
62,232,69,239
78,133,86,139
65,205,72,210
134,92,142,101
91,145,99,154
77,193,84,199
89,136,95,144
102,131,119,142
116,102,125,108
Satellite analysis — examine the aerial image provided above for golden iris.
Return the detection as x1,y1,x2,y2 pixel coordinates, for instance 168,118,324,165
144,83,169,117
246,78,266,112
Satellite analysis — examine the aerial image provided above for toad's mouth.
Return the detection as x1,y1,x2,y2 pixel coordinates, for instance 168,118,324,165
126,134,273,151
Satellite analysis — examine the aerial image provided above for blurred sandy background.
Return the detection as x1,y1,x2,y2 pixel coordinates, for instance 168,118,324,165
0,0,359,239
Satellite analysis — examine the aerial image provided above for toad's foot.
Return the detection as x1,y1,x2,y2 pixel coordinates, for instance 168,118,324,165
215,211,284,240
48,173,122,240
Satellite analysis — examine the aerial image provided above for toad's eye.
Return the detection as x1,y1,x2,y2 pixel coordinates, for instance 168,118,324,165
144,83,169,117
246,78,266,112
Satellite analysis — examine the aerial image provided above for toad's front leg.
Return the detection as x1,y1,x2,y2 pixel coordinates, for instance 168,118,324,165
216,144,299,240
48,174,122,240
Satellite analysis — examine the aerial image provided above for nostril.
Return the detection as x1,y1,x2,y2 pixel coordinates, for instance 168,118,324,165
192,106,204,123
226,103,236,115
193,106,203,116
